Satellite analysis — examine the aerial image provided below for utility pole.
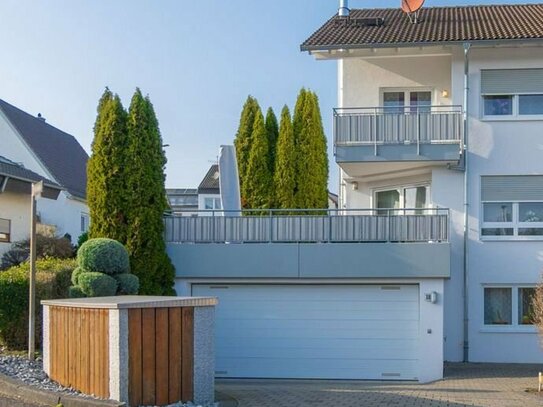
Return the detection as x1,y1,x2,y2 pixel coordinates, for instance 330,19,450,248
28,180,43,360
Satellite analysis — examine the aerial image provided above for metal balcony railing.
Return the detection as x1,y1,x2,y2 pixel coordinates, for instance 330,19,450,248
164,208,449,244
333,105,463,149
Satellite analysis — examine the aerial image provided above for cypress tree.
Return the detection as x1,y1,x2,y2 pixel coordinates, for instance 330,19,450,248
125,89,175,295
274,106,296,209
243,109,273,211
234,96,260,205
265,107,279,174
87,88,129,241
295,91,329,210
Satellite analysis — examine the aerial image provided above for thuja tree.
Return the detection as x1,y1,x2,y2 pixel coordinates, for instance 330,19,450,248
125,89,175,295
243,109,273,211
234,96,261,206
294,90,329,210
533,283,543,338
87,88,129,241
273,106,296,209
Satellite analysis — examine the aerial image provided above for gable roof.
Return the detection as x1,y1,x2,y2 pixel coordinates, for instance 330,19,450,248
0,99,88,200
198,164,220,194
0,156,60,188
301,4,543,51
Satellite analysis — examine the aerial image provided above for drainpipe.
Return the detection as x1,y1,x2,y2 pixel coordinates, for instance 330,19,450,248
462,42,471,363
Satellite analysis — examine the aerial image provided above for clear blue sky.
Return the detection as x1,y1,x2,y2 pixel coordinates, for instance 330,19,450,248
0,0,538,191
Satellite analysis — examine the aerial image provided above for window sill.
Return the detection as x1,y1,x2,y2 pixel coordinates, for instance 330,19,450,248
480,236,543,242
480,326,537,334
481,116,543,122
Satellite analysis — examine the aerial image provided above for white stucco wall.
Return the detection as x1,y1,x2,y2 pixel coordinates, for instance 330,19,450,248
462,47,543,363
338,44,543,363
0,191,30,255
0,112,89,245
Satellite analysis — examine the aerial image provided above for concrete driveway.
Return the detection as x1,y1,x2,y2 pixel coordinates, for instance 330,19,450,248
216,363,543,407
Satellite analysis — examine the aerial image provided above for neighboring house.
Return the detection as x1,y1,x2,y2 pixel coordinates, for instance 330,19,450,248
0,156,62,254
0,99,89,244
166,188,198,216
197,164,221,211
166,2,543,384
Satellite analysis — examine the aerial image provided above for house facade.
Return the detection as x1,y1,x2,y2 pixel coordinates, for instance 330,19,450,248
0,99,89,250
168,3,543,383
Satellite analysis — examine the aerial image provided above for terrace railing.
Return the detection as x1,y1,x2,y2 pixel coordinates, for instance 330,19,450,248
334,105,463,151
164,208,449,244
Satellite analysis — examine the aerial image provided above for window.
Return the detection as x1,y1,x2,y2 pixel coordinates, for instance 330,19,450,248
0,218,10,243
481,202,543,239
481,69,543,119
483,94,543,117
518,288,536,325
483,286,536,327
382,90,432,113
374,185,429,214
204,197,221,210
80,213,89,233
484,287,512,325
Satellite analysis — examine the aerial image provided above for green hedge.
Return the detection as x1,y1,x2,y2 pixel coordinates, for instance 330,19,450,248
0,258,76,350
78,272,118,297
114,273,140,295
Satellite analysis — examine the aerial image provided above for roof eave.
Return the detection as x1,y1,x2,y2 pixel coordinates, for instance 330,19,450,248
301,37,543,53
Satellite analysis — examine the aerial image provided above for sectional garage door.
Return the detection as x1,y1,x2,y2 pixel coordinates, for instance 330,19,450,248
192,284,420,380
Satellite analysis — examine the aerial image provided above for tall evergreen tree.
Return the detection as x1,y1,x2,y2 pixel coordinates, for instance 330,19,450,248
234,96,260,205
274,106,297,209
87,88,129,241
125,89,175,295
295,91,329,209
292,88,308,147
243,109,273,211
265,107,279,173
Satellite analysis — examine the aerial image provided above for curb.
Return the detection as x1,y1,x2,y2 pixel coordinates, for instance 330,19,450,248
0,372,125,407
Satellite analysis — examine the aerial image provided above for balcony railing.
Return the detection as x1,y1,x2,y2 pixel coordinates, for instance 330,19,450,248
164,208,449,244
334,105,463,149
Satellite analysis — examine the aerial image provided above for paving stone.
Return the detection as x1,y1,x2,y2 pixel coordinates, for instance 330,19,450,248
216,363,543,407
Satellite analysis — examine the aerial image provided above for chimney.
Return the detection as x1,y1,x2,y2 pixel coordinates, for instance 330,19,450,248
37,113,46,122
339,0,349,17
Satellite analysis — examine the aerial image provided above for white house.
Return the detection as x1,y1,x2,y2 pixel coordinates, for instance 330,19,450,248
0,99,89,250
166,2,543,383
197,164,221,212
0,156,63,255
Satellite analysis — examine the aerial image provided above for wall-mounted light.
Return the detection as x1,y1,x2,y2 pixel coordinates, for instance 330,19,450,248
441,90,449,98
425,291,438,304
351,181,358,190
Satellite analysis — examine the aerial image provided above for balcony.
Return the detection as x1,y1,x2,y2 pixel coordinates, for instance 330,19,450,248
334,106,463,177
165,209,450,280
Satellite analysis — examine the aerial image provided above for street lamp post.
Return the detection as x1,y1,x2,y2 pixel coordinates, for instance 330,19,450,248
28,180,43,360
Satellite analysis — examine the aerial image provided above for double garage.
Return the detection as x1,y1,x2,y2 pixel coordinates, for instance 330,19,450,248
192,284,423,381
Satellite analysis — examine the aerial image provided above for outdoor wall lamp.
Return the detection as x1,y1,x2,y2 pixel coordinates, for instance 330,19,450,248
425,291,438,304
351,181,358,190
441,90,449,98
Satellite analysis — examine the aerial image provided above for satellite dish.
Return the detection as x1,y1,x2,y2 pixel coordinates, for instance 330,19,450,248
401,0,425,23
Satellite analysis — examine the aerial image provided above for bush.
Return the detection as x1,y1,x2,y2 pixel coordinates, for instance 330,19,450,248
76,232,89,249
533,283,543,338
78,272,118,297
71,267,84,286
0,235,75,270
77,238,129,275
0,258,76,349
68,286,86,298
114,273,139,295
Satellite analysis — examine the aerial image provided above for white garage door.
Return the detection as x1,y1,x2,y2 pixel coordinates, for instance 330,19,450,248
192,284,420,380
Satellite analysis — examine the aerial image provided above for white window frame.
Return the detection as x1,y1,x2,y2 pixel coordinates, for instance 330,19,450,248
481,284,537,333
204,197,221,210
480,200,543,241
372,182,432,210
80,213,90,233
380,87,435,110
481,92,543,121
0,218,10,243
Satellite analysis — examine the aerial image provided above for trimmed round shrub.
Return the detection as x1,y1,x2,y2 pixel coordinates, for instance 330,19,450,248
71,267,84,286
114,273,140,295
78,272,118,297
77,238,129,275
69,286,86,298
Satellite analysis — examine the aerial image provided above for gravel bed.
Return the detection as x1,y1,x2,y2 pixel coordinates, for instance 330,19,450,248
0,355,87,397
0,355,218,407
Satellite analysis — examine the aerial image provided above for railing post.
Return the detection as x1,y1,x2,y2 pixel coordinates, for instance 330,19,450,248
417,112,421,155
269,209,273,243
387,209,391,242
